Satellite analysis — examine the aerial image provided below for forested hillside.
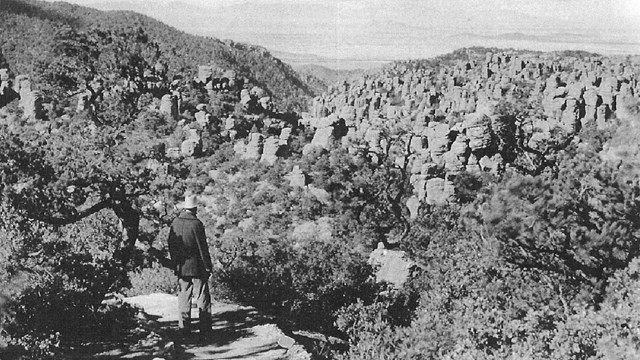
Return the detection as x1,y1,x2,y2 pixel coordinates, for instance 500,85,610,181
1,1,640,359
0,0,314,111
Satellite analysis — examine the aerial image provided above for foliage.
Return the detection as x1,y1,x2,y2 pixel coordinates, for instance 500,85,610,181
0,207,135,358
0,0,315,111
215,236,379,333
300,146,411,248
126,263,179,297
3,2,640,357
334,206,574,359
551,258,640,360
479,144,640,291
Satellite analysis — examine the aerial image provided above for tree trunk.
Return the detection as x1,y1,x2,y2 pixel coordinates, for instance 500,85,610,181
113,201,140,268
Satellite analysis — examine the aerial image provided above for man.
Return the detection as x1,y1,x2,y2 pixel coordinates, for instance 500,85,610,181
168,194,213,335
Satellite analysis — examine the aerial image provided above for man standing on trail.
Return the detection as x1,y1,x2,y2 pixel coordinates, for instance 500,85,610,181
168,194,213,335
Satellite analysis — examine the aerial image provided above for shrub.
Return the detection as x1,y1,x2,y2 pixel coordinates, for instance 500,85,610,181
0,209,136,358
214,235,380,334
550,258,640,360
126,263,179,297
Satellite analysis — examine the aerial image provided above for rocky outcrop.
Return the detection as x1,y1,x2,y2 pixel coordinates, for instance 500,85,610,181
285,166,307,188
160,94,178,120
20,90,44,120
194,104,211,128
464,112,493,152
301,50,640,208
260,137,282,165
368,242,415,288
242,133,264,160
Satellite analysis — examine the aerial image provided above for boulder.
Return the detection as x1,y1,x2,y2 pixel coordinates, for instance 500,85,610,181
478,154,504,174
406,196,421,220
286,166,307,188
243,133,264,160
195,109,211,127
596,105,611,129
76,91,92,113
368,243,414,288
566,83,584,99
165,147,181,159
465,154,482,173
160,94,178,120
339,105,357,124
583,105,597,123
425,177,454,205
311,126,336,150
425,122,450,162
14,75,31,97
250,86,265,98
279,128,292,145
463,112,493,151
599,90,614,107
583,88,599,107
409,135,427,153
442,137,467,174
198,65,213,83
20,91,44,120
225,117,236,130
259,96,273,112
560,99,579,133
363,126,383,151
260,137,281,165
180,139,202,157
184,127,201,141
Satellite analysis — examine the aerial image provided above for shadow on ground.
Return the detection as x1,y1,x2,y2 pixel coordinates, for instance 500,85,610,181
60,297,292,360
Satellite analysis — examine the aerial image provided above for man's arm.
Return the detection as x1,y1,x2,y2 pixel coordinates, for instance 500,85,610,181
167,226,183,271
196,221,213,273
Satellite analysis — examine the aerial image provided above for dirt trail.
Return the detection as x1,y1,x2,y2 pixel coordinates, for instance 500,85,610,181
63,293,309,359
125,293,306,360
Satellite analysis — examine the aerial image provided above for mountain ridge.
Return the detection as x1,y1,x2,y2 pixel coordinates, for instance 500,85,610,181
0,0,315,111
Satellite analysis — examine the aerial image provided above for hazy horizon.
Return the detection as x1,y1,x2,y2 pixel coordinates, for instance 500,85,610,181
43,0,640,69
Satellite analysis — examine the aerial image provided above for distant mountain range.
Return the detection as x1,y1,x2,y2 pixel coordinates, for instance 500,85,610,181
454,32,640,46
270,50,388,71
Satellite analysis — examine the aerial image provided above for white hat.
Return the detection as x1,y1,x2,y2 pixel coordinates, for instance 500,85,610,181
181,194,198,209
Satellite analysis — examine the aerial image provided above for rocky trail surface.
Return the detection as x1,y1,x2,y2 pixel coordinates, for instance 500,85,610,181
63,293,309,360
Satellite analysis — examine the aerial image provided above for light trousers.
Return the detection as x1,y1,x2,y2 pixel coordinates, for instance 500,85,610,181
178,276,211,332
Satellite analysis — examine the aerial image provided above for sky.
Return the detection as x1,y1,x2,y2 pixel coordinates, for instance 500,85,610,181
43,0,640,68
48,0,640,25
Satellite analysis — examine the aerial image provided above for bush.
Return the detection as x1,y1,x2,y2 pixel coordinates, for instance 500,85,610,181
0,209,136,358
126,263,179,297
214,236,380,334
2,266,137,358
550,258,640,360
333,205,579,359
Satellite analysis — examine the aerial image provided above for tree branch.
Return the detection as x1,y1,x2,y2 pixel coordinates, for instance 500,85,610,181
33,199,112,226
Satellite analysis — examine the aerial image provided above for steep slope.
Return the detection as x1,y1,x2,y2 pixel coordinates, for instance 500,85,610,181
0,0,314,111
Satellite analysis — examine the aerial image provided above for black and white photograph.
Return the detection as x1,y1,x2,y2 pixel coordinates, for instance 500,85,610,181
1,0,639,358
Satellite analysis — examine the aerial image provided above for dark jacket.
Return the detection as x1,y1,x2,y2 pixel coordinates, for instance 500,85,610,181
168,211,213,277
